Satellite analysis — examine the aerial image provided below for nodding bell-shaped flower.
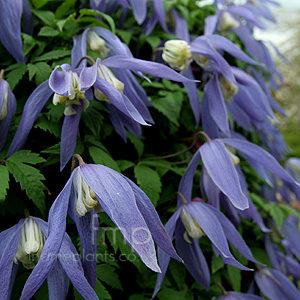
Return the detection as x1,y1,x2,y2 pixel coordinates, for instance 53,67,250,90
162,40,192,71
14,218,45,269
94,64,125,102
86,30,109,58
218,12,240,32
219,75,239,102
52,68,90,116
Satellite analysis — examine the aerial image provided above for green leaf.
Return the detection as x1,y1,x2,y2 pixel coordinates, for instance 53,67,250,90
38,26,60,37
6,63,27,90
41,143,60,155
33,50,71,62
151,91,183,126
27,62,52,85
89,147,120,172
56,12,76,32
82,106,103,138
31,0,48,9
129,295,148,300
95,279,112,300
79,9,116,34
97,264,123,290
22,33,36,56
116,29,132,45
127,131,144,158
32,9,56,27
226,265,241,292
269,204,285,229
134,165,162,206
157,288,187,300
0,165,10,202
211,255,224,274
6,150,46,216
34,115,61,137
55,0,76,18
279,204,300,221
138,160,185,176
146,36,161,50
116,160,135,172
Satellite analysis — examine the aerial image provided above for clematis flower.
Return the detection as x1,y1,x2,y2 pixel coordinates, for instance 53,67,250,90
46,156,182,288
215,292,264,300
254,268,300,300
0,74,16,152
0,0,33,63
152,152,260,299
0,216,99,300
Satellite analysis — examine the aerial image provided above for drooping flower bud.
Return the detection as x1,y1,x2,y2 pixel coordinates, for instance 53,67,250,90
0,82,8,120
219,75,238,102
86,31,109,58
180,206,205,243
52,70,89,115
15,218,45,269
162,40,192,71
73,168,102,217
218,11,240,32
94,64,124,102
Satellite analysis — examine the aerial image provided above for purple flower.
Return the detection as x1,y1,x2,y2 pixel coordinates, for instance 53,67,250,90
0,76,16,152
0,0,33,63
47,157,181,288
0,216,99,300
215,292,264,300
152,152,260,298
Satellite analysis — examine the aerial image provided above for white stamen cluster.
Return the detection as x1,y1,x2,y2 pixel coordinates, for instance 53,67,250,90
15,218,45,269
219,12,240,32
86,31,110,58
94,64,124,102
73,171,102,217
52,71,89,116
162,40,193,71
180,206,205,243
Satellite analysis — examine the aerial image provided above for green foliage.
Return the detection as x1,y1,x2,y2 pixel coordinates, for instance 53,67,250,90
89,147,121,172
134,164,162,206
32,50,71,62
0,165,9,202
97,264,123,290
6,63,27,90
27,62,52,84
5,150,46,216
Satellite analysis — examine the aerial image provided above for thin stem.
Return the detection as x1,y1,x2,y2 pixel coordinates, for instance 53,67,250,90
75,56,96,68
24,209,30,218
198,131,211,142
0,69,4,80
72,154,85,172
212,281,227,295
152,47,164,62
176,191,188,204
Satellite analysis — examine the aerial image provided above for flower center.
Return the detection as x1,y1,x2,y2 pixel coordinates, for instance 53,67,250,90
73,171,102,217
94,65,125,103
162,40,192,71
0,84,8,120
219,76,239,102
193,54,211,68
180,206,205,243
86,31,109,58
15,218,45,269
52,71,89,115
218,12,240,32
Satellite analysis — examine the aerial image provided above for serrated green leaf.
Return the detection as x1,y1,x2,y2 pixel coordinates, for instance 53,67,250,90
0,165,10,202
89,147,120,172
269,204,285,229
134,165,162,206
152,91,183,126
22,33,36,56
6,151,46,216
31,0,48,9
211,255,224,274
6,63,27,90
127,131,144,158
27,62,52,85
95,279,112,300
33,50,71,62
79,9,116,34
41,143,60,154
56,12,76,32
34,115,61,137
32,9,56,27
97,264,123,290
38,26,60,37
116,160,135,172
226,265,241,292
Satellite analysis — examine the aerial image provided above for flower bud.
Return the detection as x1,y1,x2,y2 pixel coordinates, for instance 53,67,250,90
218,12,240,32
162,40,192,71
73,169,102,217
15,218,45,269
219,76,238,102
180,206,205,243
87,31,109,58
94,64,124,102
0,83,8,120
